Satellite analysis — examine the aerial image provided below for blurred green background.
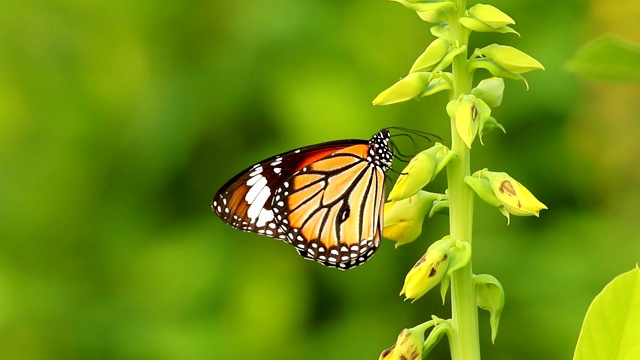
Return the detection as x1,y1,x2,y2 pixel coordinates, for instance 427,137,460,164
1,0,639,359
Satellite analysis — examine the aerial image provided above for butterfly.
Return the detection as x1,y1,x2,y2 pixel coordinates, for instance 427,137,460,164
212,129,414,270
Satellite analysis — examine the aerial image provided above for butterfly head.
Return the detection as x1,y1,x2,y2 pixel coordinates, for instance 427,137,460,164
369,129,393,171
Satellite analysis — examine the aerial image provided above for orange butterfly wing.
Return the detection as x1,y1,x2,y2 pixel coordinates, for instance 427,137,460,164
272,144,387,269
213,130,393,270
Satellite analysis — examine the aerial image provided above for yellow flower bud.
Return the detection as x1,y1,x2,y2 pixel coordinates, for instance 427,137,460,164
410,38,450,73
391,328,423,360
373,72,431,105
468,58,530,89
384,191,439,246
477,44,545,74
486,171,546,216
390,0,455,25
379,323,433,360
400,238,452,302
449,95,493,148
388,143,452,201
467,169,547,222
378,345,396,360
468,4,515,29
459,17,519,36
449,96,478,148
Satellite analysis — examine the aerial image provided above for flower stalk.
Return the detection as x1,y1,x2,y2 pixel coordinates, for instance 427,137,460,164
374,0,545,358
446,2,481,358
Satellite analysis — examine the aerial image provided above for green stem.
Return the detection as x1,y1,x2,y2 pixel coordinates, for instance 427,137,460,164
446,0,481,359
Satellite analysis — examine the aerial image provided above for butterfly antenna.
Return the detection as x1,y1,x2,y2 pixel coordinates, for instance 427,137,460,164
387,126,443,143
385,173,394,182
385,168,409,184
389,139,413,162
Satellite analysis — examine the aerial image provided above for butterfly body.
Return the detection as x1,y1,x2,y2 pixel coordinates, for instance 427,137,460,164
212,129,393,270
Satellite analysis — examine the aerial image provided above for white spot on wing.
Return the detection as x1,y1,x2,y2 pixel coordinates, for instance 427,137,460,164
249,164,262,173
246,174,263,187
245,176,268,203
256,209,274,227
247,185,271,223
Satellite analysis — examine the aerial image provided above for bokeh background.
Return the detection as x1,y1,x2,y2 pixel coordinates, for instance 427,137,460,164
1,0,640,359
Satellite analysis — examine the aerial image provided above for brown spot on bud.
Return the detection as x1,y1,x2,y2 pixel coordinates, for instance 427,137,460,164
429,267,437,277
400,345,420,360
499,180,516,197
472,105,478,121
380,345,395,359
399,332,409,345
413,254,426,268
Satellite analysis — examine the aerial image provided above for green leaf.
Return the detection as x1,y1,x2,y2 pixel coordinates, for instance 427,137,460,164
478,115,505,145
417,8,451,23
573,266,640,360
418,77,452,97
432,45,467,73
464,173,502,207
566,35,640,82
475,274,505,344
430,23,450,39
423,321,452,356
471,77,504,108
440,241,471,303
429,198,449,217
447,241,471,275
